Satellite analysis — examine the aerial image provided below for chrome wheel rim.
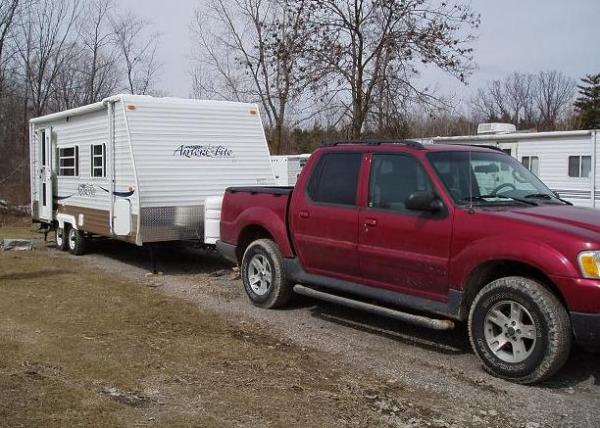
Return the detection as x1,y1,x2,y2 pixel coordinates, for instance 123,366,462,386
247,254,272,296
68,229,76,250
484,300,537,363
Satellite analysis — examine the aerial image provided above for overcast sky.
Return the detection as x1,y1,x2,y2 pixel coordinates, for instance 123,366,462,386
120,0,600,106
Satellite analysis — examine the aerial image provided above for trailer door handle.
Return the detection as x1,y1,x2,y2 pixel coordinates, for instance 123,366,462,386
365,218,377,227
299,210,310,219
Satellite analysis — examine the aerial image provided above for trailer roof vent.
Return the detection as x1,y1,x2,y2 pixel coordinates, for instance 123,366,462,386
477,123,517,135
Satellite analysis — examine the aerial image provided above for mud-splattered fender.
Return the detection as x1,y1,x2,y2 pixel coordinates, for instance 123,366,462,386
451,236,577,291
231,206,294,258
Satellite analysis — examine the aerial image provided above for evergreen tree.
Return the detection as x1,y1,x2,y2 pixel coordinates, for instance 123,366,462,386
574,73,600,129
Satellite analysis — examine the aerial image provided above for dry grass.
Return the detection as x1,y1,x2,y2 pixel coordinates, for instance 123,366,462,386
0,226,400,427
0,213,35,233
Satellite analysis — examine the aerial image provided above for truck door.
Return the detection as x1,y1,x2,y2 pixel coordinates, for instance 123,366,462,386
290,152,363,281
358,153,452,301
39,128,53,222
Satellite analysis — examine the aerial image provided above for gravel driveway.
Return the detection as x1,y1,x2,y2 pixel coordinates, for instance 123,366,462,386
74,238,600,428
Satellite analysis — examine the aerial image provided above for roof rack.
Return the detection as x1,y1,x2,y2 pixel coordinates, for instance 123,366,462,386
321,139,425,149
454,144,507,153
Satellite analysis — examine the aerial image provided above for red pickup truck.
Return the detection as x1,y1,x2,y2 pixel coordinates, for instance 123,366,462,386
217,141,600,384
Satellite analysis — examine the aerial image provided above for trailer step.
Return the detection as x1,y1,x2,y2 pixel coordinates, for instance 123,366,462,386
293,284,455,331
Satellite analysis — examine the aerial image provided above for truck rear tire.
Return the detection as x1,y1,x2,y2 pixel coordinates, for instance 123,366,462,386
241,239,293,309
468,276,571,384
67,227,86,256
55,227,68,251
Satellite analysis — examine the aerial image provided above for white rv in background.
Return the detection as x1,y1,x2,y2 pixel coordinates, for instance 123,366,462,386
30,95,275,254
270,154,311,186
426,124,600,208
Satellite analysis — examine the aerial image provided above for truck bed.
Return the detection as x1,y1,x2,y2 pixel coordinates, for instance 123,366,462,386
226,186,294,195
219,186,295,258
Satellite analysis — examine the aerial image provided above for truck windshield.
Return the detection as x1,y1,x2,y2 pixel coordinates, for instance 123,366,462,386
427,151,560,205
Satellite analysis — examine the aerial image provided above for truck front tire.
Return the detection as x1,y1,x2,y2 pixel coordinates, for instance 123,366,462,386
468,276,571,384
241,239,293,309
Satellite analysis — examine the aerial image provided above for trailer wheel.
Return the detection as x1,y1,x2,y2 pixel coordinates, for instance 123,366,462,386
67,227,86,256
55,227,68,251
468,276,571,384
241,239,293,309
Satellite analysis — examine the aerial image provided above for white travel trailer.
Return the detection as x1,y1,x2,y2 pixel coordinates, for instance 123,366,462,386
30,94,275,254
270,154,311,186
426,126,600,208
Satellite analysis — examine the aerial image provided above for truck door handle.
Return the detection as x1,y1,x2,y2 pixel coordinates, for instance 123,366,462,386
299,210,310,219
365,218,377,227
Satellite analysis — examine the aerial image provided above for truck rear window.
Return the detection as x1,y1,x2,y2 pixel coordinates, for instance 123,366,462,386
307,153,362,206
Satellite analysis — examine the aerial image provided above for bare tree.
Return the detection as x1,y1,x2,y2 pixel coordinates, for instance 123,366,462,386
111,12,160,95
472,70,576,131
0,0,20,94
407,106,476,138
503,72,535,126
472,72,536,127
304,0,480,138
79,0,119,103
16,0,79,116
191,0,312,154
534,70,576,131
48,41,85,110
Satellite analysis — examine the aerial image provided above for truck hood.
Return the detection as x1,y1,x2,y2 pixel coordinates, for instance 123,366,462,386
483,204,600,241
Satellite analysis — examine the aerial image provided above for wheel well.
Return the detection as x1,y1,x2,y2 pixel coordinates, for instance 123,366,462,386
236,226,273,263
462,260,567,314
53,221,71,232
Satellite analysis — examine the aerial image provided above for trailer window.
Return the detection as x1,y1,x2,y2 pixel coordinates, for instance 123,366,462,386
568,156,591,178
58,146,79,176
91,143,106,177
521,156,539,175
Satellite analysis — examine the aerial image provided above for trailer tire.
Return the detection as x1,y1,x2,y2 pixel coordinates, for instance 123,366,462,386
468,276,571,384
67,227,86,256
241,239,293,309
55,227,68,251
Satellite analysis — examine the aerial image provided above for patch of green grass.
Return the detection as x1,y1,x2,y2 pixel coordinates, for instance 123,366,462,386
0,227,385,427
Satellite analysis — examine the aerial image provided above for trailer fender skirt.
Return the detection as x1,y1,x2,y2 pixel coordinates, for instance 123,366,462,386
56,213,78,230
293,284,455,330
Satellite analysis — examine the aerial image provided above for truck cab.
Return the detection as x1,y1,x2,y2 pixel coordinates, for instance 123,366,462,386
217,141,600,384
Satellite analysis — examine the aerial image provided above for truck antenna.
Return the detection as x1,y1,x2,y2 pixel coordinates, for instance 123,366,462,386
468,150,475,214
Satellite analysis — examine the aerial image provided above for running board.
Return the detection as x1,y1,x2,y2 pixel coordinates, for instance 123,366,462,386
293,284,455,331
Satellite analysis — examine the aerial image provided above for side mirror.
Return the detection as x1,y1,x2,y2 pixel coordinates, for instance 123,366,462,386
405,191,444,212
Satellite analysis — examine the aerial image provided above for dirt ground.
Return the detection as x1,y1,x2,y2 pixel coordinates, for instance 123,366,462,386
1,224,599,427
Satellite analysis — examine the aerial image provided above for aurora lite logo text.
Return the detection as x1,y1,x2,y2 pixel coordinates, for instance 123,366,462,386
173,145,233,158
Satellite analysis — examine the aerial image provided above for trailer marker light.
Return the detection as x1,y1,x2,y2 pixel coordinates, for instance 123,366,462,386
127,104,136,111
250,109,257,115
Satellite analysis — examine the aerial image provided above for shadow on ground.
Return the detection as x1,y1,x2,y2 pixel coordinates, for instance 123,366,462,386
0,269,74,281
84,238,232,275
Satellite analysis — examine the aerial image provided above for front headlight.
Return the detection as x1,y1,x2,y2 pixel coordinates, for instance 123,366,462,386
578,251,600,279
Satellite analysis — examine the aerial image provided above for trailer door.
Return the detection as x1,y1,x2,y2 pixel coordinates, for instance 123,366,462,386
39,128,53,222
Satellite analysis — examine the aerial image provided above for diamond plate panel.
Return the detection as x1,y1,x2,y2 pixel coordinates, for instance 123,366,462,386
140,205,204,243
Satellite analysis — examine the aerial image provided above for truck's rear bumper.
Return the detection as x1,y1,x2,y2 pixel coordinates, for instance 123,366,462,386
216,240,237,264
571,312,600,347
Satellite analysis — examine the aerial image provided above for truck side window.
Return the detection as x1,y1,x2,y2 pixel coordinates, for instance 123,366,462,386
369,154,432,212
307,153,362,206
